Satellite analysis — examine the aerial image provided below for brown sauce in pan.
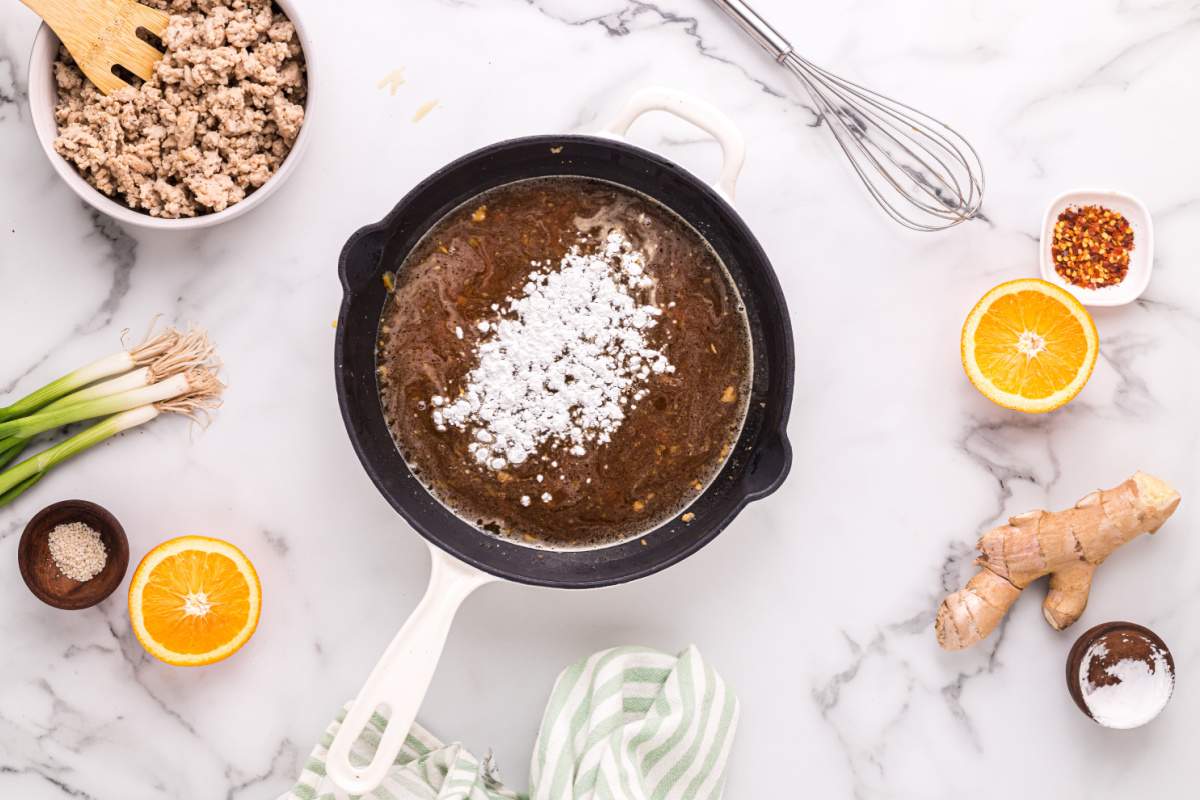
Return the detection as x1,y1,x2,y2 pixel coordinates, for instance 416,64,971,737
377,177,751,547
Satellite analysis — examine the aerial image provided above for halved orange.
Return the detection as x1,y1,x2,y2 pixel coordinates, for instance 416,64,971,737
128,536,261,666
961,279,1098,413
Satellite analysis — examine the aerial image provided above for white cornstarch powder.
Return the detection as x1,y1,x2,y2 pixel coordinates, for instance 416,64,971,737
47,521,107,582
1079,639,1175,729
431,231,674,472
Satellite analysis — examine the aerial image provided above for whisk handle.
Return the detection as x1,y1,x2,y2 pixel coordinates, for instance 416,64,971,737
710,0,792,60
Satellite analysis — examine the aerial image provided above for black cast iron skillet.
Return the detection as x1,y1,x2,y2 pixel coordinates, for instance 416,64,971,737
327,89,793,794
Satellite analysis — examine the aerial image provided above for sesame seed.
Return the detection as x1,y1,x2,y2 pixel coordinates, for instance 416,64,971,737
47,521,107,582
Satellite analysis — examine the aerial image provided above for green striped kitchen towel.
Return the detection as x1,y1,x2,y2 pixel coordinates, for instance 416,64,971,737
283,645,738,800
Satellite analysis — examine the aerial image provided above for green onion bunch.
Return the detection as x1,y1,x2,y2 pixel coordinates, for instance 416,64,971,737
0,325,223,507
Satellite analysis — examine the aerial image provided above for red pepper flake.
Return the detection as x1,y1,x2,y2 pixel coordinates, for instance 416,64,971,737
1051,205,1134,289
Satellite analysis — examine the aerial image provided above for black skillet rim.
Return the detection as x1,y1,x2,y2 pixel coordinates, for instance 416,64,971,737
335,133,794,588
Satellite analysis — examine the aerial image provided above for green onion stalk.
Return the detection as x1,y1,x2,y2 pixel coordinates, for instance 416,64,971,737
0,389,223,508
0,408,156,506
0,369,220,442
0,370,149,467
0,438,27,471
0,325,216,423
41,368,154,412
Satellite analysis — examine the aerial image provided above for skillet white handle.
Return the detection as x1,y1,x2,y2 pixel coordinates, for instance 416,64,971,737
326,541,496,796
603,86,746,202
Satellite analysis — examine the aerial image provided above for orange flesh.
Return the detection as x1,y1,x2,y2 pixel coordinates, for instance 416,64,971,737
140,551,251,655
972,290,1089,399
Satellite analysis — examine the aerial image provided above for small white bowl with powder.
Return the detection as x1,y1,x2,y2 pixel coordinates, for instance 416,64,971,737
1068,622,1175,730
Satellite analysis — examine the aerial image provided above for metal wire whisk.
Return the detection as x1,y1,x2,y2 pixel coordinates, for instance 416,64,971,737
712,0,985,232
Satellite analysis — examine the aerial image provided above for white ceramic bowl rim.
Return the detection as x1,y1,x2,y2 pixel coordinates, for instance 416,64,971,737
1038,188,1154,308
25,0,315,230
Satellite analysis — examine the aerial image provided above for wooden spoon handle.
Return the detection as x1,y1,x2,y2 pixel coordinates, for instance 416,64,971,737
20,0,86,31
18,0,170,95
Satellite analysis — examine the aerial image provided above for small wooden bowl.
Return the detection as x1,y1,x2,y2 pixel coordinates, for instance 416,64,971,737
1066,621,1174,726
18,500,129,609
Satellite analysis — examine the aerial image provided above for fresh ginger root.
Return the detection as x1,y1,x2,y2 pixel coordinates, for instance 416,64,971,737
936,471,1180,651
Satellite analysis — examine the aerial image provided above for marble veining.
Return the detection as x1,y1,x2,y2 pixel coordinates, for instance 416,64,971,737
2,0,1199,797
83,212,138,332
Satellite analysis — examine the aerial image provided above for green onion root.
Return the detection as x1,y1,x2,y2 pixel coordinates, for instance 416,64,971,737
145,326,218,382
0,324,216,423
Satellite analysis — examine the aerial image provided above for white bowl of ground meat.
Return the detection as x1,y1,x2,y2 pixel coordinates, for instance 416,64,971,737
27,0,313,229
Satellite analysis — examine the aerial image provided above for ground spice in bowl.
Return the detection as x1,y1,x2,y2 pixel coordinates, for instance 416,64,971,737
1051,205,1135,289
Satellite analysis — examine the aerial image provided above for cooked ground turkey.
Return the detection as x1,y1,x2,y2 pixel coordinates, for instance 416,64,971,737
52,0,306,218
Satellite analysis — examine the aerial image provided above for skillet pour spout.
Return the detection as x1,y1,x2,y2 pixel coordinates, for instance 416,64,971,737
329,86,793,798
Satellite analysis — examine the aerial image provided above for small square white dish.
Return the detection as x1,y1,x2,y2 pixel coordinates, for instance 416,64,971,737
1039,189,1153,307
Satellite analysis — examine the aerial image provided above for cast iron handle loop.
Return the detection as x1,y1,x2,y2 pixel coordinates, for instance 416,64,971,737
603,86,747,203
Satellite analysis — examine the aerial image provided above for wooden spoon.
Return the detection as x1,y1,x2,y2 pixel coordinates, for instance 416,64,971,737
20,0,169,95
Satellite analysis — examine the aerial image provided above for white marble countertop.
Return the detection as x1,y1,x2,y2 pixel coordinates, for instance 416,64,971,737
2,1,1199,797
